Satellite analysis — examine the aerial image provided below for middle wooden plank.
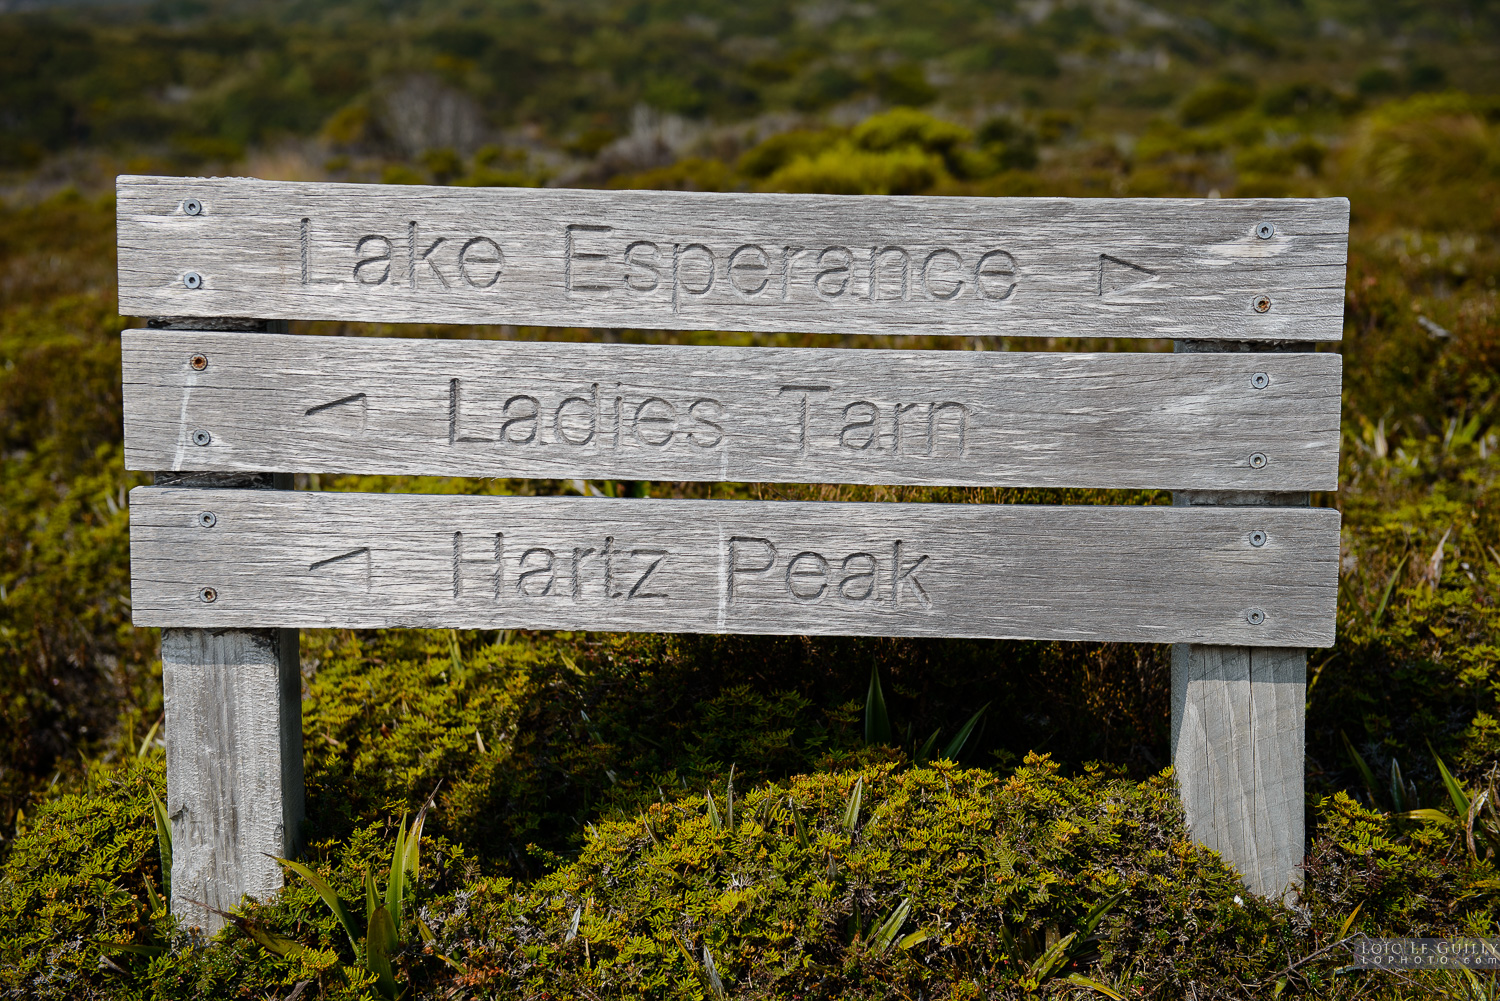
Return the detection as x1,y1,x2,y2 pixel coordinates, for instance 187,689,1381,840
123,331,1342,491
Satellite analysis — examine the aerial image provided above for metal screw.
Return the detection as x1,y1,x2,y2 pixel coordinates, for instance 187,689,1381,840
189,353,208,371
183,198,202,216
191,429,212,446
1246,608,1266,625
1249,452,1268,468
1249,530,1267,547
183,271,203,290
1253,295,1272,313
1255,221,1275,240
197,511,217,528
199,587,218,604
1251,372,1269,390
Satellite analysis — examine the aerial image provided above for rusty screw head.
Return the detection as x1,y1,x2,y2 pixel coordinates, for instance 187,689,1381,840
183,271,203,290
189,353,208,371
199,586,218,603
1253,295,1272,313
1251,372,1269,390
1246,608,1266,625
1249,530,1267,547
197,511,217,528
1249,451,1268,468
1255,221,1275,240
183,198,203,216
191,429,212,446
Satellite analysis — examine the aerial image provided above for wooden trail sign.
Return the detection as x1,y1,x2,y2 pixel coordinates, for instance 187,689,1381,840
118,176,1349,341
118,175,1350,928
124,330,1343,490
129,488,1340,646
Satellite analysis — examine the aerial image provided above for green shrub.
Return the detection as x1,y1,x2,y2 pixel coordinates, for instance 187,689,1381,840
1301,792,1500,943
792,65,863,111
1178,78,1257,126
443,757,1264,998
976,116,1040,171
0,746,482,999
737,129,844,179
1342,94,1500,231
1348,94,1499,187
609,157,734,191
746,110,1034,192
0,754,167,997
0,192,155,840
984,42,1061,79
872,65,938,107
759,143,948,195
851,108,971,155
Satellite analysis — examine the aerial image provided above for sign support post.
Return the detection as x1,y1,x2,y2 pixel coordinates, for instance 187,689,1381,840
1171,339,1312,901
151,317,303,935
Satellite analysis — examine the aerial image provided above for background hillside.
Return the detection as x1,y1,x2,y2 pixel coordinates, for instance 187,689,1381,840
2,1,1500,998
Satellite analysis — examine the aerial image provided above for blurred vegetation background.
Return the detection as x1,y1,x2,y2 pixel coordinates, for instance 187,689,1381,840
2,0,1500,997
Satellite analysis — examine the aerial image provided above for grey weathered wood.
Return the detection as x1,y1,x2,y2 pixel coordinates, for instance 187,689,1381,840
1169,338,1313,901
122,330,1343,490
117,175,1349,341
162,608,303,934
151,317,303,936
1171,644,1306,900
129,487,1340,646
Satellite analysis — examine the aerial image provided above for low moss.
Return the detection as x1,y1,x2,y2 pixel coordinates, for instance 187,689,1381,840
6,751,1498,999
0,755,166,998
454,755,1284,998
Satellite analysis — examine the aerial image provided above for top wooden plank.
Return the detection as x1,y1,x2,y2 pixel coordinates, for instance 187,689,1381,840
117,176,1349,341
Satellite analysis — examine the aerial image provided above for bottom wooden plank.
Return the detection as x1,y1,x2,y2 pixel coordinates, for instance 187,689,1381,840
129,489,1339,646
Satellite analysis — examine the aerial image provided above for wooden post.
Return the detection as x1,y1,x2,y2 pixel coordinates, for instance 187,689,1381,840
1170,641,1306,899
151,318,303,935
1171,339,1311,902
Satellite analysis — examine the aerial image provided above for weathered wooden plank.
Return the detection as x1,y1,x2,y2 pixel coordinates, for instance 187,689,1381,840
117,176,1349,341
163,626,303,934
1171,644,1306,900
129,488,1340,646
122,330,1343,490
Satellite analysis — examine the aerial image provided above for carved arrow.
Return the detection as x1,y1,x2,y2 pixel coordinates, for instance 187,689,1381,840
1097,254,1157,295
304,392,368,432
308,547,372,590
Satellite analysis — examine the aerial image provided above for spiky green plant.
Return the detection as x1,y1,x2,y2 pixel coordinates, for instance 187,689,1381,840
96,736,173,967
1341,737,1500,861
865,666,989,764
260,804,433,999
1000,891,1126,998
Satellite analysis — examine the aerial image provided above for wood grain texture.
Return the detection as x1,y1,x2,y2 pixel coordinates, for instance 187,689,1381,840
129,487,1340,645
123,330,1343,490
1168,337,1312,902
117,176,1349,341
1171,644,1306,900
162,626,303,933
